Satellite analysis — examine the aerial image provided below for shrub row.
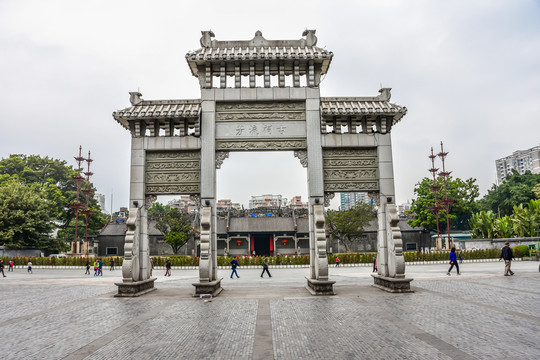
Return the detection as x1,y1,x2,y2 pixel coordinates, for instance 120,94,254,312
0,256,123,267
0,249,516,268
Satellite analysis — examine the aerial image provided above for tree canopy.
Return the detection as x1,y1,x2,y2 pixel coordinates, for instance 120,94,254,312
155,208,195,254
0,154,106,251
325,202,374,252
479,170,540,216
408,176,479,232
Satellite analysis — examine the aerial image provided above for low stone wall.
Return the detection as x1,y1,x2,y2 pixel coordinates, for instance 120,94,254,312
455,237,539,250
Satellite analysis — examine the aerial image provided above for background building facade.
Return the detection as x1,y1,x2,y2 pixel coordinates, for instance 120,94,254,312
496,145,540,184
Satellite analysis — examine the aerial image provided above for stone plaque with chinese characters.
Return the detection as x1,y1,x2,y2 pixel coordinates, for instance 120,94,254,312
145,151,201,195
322,148,379,192
215,102,306,150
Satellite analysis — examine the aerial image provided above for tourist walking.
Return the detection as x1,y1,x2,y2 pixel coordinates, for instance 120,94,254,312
165,259,171,276
335,256,340,267
27,261,32,274
85,260,90,275
8,259,14,271
373,256,377,272
98,258,103,276
93,260,99,277
0,259,6,277
260,257,271,278
230,257,240,279
447,247,460,276
110,259,115,271
499,242,515,276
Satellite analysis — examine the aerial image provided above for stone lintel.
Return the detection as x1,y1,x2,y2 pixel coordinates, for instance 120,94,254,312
114,278,157,297
192,278,223,297
305,276,335,296
371,274,414,293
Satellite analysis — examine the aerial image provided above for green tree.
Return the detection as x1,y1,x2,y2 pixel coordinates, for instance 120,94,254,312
0,177,54,249
479,170,540,216
532,184,540,199
326,202,374,252
408,176,480,232
148,202,171,216
155,208,194,254
0,154,106,248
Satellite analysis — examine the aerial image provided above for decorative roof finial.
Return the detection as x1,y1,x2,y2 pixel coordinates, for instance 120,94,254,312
302,29,317,46
200,30,215,48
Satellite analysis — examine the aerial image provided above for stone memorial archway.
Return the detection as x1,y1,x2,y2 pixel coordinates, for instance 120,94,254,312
113,30,411,297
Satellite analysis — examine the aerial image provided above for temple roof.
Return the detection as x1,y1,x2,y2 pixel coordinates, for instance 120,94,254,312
186,30,333,78
320,89,408,124
112,96,201,129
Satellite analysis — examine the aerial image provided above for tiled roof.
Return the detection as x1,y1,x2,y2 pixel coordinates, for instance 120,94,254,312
186,46,333,63
113,100,201,129
320,98,407,121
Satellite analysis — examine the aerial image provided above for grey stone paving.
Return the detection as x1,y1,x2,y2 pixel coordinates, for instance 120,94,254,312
0,261,538,359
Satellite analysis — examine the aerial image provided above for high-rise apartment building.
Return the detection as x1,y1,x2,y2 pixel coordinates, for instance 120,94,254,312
249,194,287,209
340,192,370,211
495,145,540,184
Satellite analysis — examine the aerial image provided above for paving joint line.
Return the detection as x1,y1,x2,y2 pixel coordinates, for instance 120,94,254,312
252,298,274,360
354,297,477,360
62,299,176,360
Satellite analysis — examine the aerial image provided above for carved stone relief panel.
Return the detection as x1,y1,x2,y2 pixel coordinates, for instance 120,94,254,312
145,151,201,195
216,102,306,122
322,148,379,192
216,139,307,151
215,101,307,142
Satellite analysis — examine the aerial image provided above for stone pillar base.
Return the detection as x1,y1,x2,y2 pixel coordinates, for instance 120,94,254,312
192,278,223,297
114,278,157,297
305,277,336,295
371,274,414,293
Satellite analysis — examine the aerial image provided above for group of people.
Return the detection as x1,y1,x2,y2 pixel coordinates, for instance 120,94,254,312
229,256,272,278
0,260,33,275
446,242,516,276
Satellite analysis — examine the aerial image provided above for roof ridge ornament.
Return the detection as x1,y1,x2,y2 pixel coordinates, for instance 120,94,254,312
129,91,143,106
197,30,319,48
376,88,392,101
302,29,317,46
200,30,215,48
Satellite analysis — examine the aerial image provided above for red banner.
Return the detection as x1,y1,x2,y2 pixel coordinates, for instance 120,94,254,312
269,235,273,252
250,235,254,252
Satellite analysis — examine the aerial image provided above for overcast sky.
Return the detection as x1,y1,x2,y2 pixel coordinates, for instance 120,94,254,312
1,0,539,212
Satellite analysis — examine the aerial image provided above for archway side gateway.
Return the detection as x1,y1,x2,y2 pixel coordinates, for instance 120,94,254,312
112,30,411,297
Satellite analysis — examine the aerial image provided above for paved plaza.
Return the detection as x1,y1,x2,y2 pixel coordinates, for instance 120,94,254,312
0,261,539,359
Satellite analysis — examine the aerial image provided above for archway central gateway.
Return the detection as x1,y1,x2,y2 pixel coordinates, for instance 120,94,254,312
113,30,411,297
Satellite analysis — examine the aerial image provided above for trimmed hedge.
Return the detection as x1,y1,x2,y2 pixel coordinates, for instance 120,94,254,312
0,256,123,267
1,249,515,268
512,245,530,257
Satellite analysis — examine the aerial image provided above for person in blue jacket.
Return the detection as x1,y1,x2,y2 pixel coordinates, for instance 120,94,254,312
230,257,240,279
447,247,460,276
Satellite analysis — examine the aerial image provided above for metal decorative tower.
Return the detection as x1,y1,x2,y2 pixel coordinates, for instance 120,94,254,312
80,151,95,254
69,146,85,254
428,147,443,242
69,146,95,255
437,142,454,248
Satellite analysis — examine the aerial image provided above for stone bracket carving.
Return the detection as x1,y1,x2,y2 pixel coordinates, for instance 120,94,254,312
198,206,212,283
122,206,141,283
324,192,335,207
313,204,328,280
294,150,308,168
377,203,405,278
145,195,157,210
215,151,229,169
